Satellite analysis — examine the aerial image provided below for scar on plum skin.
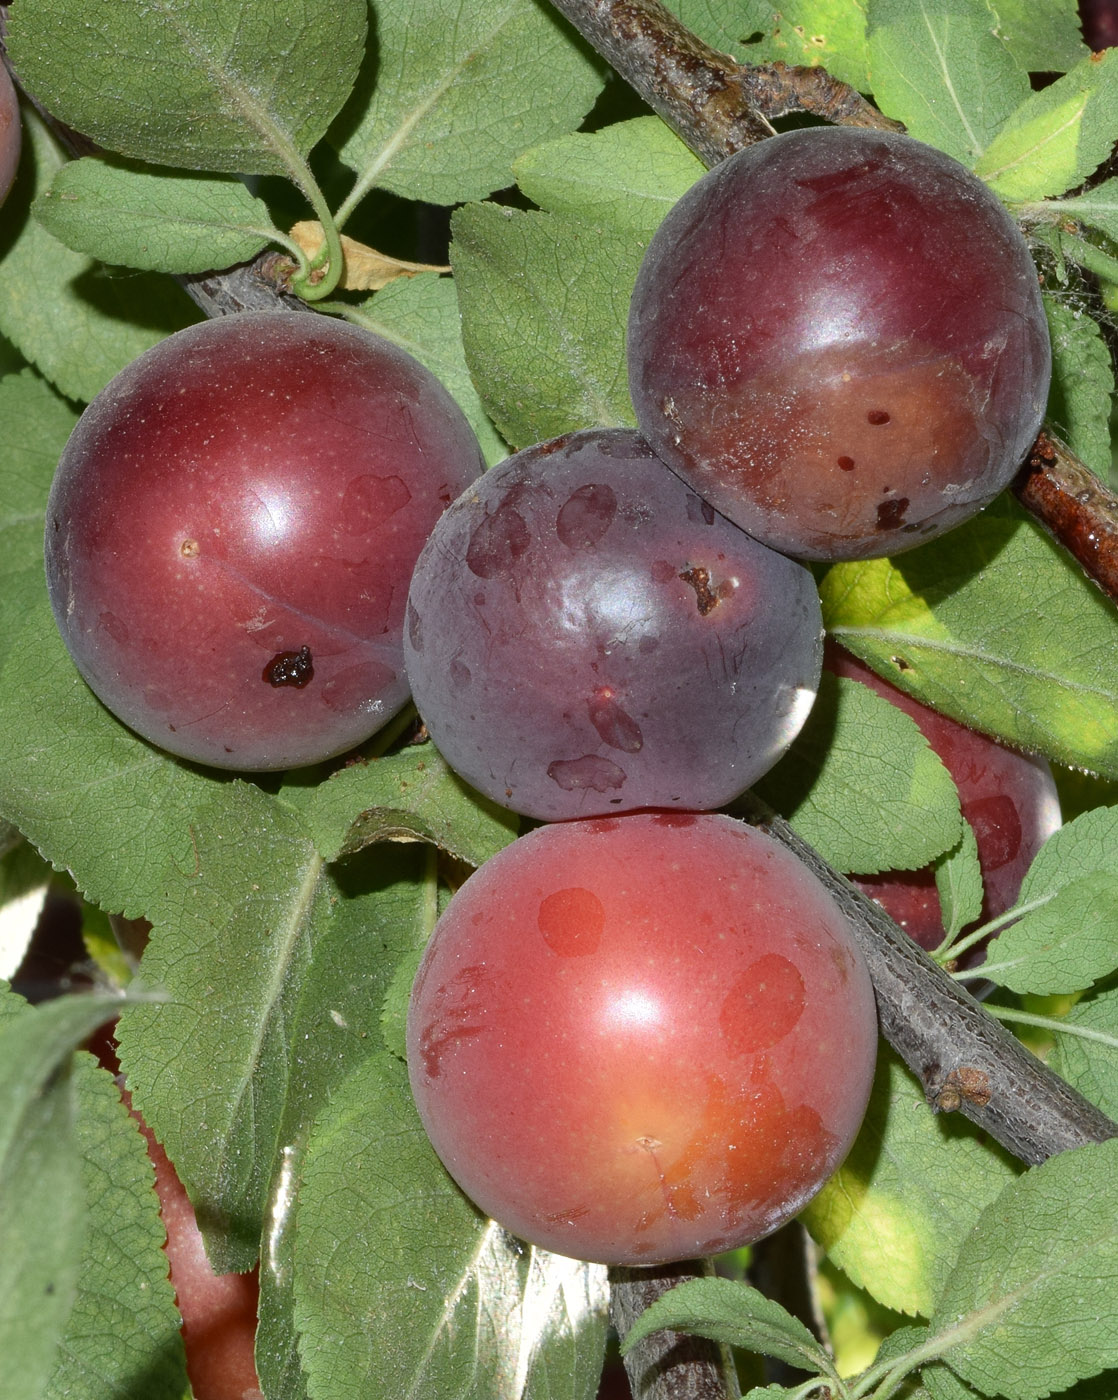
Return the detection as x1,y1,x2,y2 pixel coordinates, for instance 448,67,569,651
679,566,719,615
263,645,315,688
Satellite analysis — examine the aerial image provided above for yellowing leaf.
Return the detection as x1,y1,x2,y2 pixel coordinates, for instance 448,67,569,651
289,221,448,292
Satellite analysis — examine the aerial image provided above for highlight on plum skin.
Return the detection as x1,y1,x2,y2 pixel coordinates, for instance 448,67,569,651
827,644,1061,954
404,428,823,821
44,311,485,770
627,127,1051,561
406,813,878,1268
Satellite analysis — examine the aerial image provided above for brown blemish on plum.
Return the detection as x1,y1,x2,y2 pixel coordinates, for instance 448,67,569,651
588,690,643,753
547,755,626,792
867,409,891,425
720,954,806,1054
180,539,199,557
837,455,856,471
263,645,314,688
679,566,719,615
556,483,617,550
538,886,605,956
876,497,909,530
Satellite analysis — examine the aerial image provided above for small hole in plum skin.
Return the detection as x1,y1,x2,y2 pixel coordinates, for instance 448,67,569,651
867,409,891,425
837,455,856,471
679,566,719,615
875,497,909,531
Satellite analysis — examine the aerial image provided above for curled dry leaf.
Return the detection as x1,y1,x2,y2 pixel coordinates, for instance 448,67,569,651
289,220,449,290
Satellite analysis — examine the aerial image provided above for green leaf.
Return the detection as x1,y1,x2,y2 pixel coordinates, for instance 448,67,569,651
289,742,518,866
801,1051,1020,1317
756,673,962,876
0,370,77,675
451,204,640,449
1042,292,1115,480
336,0,604,206
682,0,871,92
46,1054,188,1400
1050,981,1118,1122
7,0,367,175
934,819,984,941
975,48,1118,202
820,497,1118,779
1018,806,1118,899
980,871,1118,995
930,1139,1118,1400
0,987,130,1400
513,117,706,237
866,0,1029,165
0,111,195,402
342,275,508,465
293,1051,610,1400
34,158,276,275
254,844,434,1400
619,1276,837,1381
983,0,1088,73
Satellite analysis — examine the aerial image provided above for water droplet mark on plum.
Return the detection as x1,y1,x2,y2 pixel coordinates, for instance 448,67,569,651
263,645,314,688
588,689,644,753
538,887,605,955
466,499,530,578
556,483,617,549
547,755,627,792
719,953,806,1054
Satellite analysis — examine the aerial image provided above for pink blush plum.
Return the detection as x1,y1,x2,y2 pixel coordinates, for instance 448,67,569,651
44,312,484,770
406,814,878,1267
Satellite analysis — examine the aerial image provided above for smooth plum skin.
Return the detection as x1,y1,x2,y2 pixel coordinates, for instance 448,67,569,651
0,62,19,208
406,814,878,1267
45,312,484,770
404,429,823,820
628,128,1051,561
828,645,1061,953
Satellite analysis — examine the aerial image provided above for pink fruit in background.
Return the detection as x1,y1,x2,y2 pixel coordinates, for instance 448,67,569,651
0,62,19,207
407,813,877,1266
44,311,484,770
628,128,1050,561
828,645,1061,953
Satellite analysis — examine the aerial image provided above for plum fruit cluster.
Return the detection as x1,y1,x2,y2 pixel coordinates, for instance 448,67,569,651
406,814,878,1267
404,428,823,820
628,128,1051,560
44,121,1055,1269
44,312,485,769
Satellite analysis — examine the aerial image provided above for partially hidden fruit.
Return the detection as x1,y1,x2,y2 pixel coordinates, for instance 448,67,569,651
45,311,484,770
405,428,822,820
829,645,1061,953
0,62,19,207
407,813,878,1266
628,128,1051,561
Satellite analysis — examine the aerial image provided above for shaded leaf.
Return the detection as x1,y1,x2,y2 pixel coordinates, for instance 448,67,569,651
1043,293,1115,481
756,673,961,876
934,820,984,942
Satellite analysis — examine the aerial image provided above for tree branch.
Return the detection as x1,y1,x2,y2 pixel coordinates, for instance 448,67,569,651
1014,428,1118,601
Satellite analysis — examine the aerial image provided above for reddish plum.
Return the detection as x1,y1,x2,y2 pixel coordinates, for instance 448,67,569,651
0,61,19,207
828,645,1061,952
45,312,484,769
628,128,1050,560
406,813,878,1266
404,429,822,820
